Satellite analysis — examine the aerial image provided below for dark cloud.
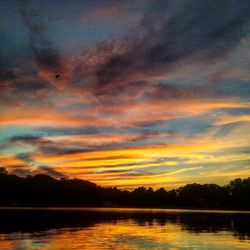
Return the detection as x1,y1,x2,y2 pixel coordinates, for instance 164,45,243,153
94,169,131,174
0,71,53,101
36,124,175,138
85,155,134,161
142,83,216,101
39,146,90,156
9,135,88,157
12,79,53,93
25,125,177,154
8,164,66,179
0,68,17,81
73,0,250,96
10,168,31,177
16,153,34,164
74,160,156,171
35,47,65,73
10,135,50,144
39,166,67,178
20,1,65,75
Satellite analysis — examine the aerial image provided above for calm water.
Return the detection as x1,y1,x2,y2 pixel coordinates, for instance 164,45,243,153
0,208,250,250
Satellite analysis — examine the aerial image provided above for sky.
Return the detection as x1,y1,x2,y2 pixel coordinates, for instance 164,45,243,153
0,0,250,190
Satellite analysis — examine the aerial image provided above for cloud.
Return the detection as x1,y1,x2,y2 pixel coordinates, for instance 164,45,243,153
39,146,91,156
10,135,51,145
35,48,65,74
37,126,113,136
72,0,250,96
19,1,66,81
39,166,67,178
0,68,17,81
16,153,34,164
8,134,89,157
94,169,132,174
7,164,67,179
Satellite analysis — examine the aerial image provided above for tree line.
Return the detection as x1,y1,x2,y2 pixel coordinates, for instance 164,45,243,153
0,167,249,210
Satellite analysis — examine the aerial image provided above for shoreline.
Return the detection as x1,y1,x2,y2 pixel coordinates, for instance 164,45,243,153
0,206,250,214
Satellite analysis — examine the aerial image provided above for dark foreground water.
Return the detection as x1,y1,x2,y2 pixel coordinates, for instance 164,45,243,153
0,208,250,250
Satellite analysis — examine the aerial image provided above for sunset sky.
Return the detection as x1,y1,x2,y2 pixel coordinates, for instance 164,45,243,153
1,0,250,190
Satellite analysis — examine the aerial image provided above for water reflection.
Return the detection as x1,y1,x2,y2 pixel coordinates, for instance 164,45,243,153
0,208,249,249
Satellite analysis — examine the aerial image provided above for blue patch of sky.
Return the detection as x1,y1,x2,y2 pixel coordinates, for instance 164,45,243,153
218,80,250,98
0,2,30,66
214,107,250,116
0,126,40,140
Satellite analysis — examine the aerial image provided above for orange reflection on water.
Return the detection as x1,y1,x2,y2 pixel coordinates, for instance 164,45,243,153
0,210,250,250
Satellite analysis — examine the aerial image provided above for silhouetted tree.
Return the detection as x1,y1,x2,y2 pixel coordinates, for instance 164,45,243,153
0,171,249,210
0,167,8,175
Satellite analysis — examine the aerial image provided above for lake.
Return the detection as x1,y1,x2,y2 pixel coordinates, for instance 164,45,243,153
0,208,249,249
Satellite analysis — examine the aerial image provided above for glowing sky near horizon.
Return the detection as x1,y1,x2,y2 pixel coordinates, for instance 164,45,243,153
0,0,250,190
